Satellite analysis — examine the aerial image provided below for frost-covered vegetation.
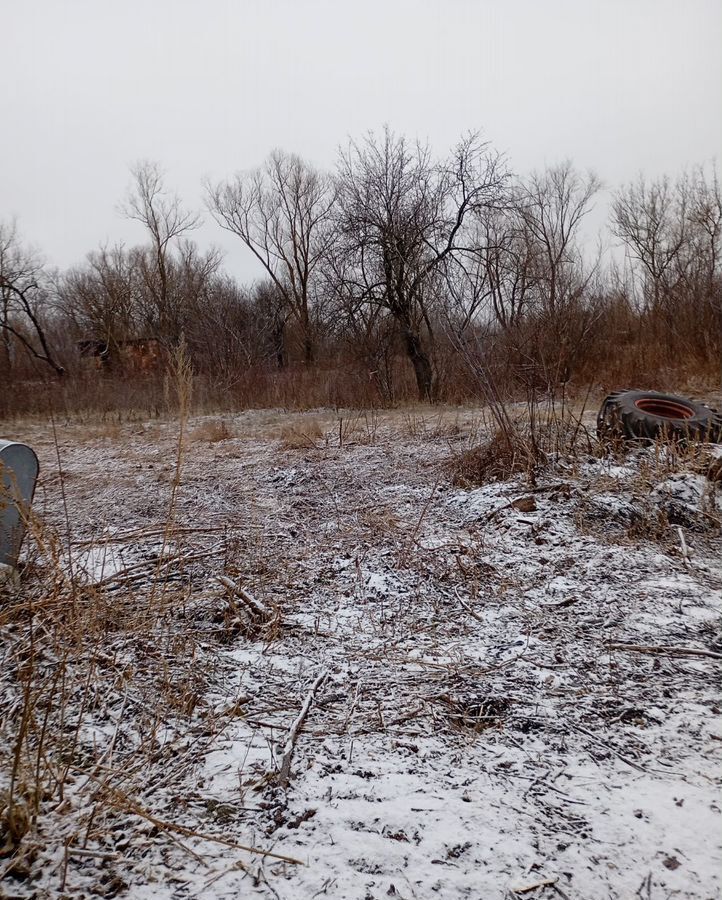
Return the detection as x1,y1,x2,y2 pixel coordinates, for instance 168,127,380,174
1,407,720,898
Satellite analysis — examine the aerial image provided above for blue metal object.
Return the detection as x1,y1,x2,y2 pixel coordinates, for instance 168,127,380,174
0,440,39,568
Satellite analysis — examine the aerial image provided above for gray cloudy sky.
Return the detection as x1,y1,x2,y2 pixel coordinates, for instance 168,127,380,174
4,0,721,280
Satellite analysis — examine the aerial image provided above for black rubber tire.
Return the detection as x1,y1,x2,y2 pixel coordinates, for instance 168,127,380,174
597,389,722,443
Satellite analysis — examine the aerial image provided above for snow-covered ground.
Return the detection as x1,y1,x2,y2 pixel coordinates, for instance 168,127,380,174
1,408,721,899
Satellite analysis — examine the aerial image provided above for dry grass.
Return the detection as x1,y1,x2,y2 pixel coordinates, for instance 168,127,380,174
447,391,597,488
277,419,325,450
1,396,720,895
571,431,722,548
190,417,235,443
0,351,291,891
0,542,219,871
401,411,464,440
448,429,534,486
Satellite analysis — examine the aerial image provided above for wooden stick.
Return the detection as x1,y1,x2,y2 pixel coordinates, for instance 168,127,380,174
608,643,722,661
93,545,225,588
145,812,299,863
404,474,441,560
454,587,485,623
277,671,328,789
573,724,648,772
67,848,119,861
216,575,271,621
73,523,260,547
513,876,558,894
676,526,691,568
539,596,580,609
387,704,426,727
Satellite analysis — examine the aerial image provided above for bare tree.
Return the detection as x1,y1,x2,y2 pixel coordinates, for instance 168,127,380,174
144,240,222,344
0,220,65,376
59,244,139,348
475,205,539,331
121,161,201,342
517,162,601,315
688,165,722,288
611,174,686,313
182,275,257,378
206,150,336,364
508,164,601,386
686,167,722,360
334,127,507,400
612,165,721,358
251,280,290,370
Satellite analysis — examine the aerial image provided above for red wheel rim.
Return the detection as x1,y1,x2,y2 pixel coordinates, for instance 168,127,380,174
634,398,694,420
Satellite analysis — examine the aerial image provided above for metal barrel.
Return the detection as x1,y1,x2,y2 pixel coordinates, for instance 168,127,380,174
0,440,39,568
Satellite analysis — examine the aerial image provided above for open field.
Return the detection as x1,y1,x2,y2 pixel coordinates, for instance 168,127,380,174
1,407,721,899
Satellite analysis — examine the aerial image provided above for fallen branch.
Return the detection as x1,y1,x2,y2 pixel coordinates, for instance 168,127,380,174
67,848,119,861
608,643,722,661
277,671,328,789
539,596,580,610
387,704,426,727
103,786,302,864
402,474,441,562
573,724,648,773
676,526,691,568
512,876,558,894
217,575,272,621
74,523,260,547
454,587,485,623
93,545,225,589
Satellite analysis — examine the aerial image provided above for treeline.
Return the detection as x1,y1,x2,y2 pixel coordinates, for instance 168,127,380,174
1,129,720,417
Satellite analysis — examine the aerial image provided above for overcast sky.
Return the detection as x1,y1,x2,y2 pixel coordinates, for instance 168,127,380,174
3,0,721,280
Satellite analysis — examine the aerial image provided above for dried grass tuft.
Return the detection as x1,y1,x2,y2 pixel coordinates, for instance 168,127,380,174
190,418,235,442
448,430,533,487
279,420,324,450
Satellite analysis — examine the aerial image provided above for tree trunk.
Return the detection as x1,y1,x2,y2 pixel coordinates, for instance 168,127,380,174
1,296,11,372
300,307,314,365
303,331,314,365
402,326,433,401
273,317,286,370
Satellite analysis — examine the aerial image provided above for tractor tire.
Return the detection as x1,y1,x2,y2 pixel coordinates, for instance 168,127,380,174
597,390,722,444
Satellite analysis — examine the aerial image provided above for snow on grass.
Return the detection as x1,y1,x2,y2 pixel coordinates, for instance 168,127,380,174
1,412,720,898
